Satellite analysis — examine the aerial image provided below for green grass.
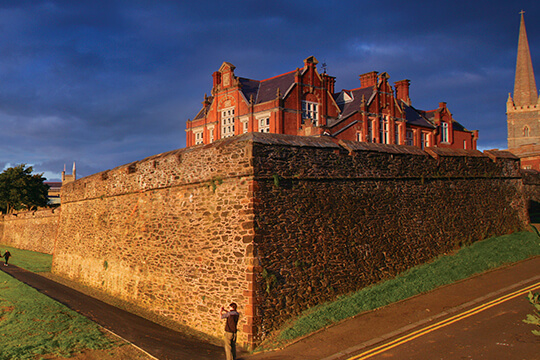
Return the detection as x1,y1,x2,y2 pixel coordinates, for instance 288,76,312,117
0,244,52,272
0,245,115,359
273,230,540,347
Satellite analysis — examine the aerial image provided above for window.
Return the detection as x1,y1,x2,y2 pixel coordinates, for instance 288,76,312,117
394,124,400,145
463,140,467,149
356,132,362,142
259,117,270,133
379,116,389,144
406,130,414,146
209,127,214,143
524,126,530,137
368,121,373,143
421,132,430,149
524,165,533,170
441,122,449,143
221,107,235,138
242,121,248,133
195,131,204,145
302,101,319,126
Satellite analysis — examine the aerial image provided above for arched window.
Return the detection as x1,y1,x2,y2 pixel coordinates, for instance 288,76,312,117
523,126,530,137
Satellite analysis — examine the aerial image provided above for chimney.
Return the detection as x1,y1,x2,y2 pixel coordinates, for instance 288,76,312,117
359,71,378,88
394,79,411,105
323,74,336,94
212,71,221,88
439,102,447,109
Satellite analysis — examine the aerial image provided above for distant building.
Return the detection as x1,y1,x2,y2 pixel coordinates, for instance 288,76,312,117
186,56,478,149
45,162,76,206
507,12,540,170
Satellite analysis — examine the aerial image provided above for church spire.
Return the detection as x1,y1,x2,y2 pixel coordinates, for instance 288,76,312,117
513,11,538,107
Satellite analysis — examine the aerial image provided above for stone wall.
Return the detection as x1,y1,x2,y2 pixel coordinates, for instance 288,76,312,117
0,208,59,254
250,138,528,340
521,169,540,213
51,133,530,348
52,138,258,346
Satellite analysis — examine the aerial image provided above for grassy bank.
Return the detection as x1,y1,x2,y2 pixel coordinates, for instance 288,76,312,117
0,244,52,272
0,245,117,359
264,230,540,350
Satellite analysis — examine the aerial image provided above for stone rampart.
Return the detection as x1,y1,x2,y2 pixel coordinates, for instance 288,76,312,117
51,133,530,348
53,138,257,346
250,137,528,339
0,208,59,254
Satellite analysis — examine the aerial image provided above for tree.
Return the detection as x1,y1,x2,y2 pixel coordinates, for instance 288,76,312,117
0,164,49,214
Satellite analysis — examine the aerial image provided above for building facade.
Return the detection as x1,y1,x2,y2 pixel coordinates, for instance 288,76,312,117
507,12,540,170
186,56,478,149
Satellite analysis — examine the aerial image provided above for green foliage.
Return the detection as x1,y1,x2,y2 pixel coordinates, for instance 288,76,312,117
274,231,540,345
0,164,49,214
523,291,540,336
261,268,277,294
272,174,281,188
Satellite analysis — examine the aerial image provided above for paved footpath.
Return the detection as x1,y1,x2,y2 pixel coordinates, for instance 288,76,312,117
0,265,225,360
2,257,539,360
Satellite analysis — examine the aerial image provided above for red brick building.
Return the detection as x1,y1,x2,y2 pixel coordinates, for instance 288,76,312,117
186,56,478,149
507,12,540,170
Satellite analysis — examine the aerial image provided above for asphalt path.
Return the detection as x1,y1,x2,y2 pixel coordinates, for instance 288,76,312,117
0,265,225,360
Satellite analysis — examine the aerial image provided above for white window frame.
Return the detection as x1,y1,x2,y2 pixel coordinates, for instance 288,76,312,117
221,106,235,138
302,101,319,126
194,131,204,145
394,123,400,145
356,132,362,142
379,116,389,144
441,122,449,143
208,125,215,143
258,117,270,133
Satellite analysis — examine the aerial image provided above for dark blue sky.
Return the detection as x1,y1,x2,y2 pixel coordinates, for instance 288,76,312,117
0,0,539,180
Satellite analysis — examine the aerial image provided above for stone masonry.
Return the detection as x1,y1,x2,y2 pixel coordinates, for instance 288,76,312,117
1,208,59,254
19,132,525,349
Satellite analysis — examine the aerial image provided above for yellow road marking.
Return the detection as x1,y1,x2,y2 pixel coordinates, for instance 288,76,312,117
346,281,540,360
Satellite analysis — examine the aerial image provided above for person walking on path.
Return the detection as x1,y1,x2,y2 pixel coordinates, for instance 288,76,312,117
220,302,240,360
3,250,11,266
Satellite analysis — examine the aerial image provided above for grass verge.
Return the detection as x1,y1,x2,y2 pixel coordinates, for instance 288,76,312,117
263,230,540,350
0,244,52,272
0,245,117,359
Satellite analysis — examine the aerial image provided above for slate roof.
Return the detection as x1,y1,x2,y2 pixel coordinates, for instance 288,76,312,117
193,96,214,121
422,109,468,131
402,104,436,129
336,87,375,120
250,70,296,104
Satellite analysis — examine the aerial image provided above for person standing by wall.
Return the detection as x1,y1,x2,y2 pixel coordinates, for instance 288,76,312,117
220,302,240,360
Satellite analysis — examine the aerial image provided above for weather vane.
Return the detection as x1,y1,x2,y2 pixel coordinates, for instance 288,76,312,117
322,61,328,74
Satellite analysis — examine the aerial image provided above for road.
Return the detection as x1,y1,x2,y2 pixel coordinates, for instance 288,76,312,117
340,281,540,360
246,257,540,360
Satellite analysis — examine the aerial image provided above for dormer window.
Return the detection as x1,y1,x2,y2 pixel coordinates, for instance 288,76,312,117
221,107,235,138
302,101,319,126
441,122,449,143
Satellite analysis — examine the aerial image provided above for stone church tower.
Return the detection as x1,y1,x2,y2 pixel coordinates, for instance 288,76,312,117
507,11,540,169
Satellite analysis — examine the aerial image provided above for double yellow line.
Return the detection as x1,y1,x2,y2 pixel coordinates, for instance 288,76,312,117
347,281,540,360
